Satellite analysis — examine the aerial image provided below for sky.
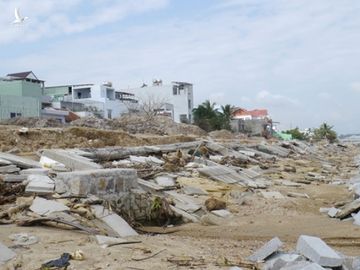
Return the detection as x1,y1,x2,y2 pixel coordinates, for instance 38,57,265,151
0,0,360,134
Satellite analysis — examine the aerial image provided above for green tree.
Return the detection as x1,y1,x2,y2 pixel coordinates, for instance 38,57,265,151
285,127,307,140
192,101,234,132
313,123,337,143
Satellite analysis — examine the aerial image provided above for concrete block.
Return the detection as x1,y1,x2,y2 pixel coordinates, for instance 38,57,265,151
30,197,69,216
25,175,55,194
281,261,326,270
42,149,102,171
352,212,360,226
0,242,16,265
335,199,360,219
247,237,283,262
0,158,12,166
296,235,343,267
92,205,138,237
56,169,138,196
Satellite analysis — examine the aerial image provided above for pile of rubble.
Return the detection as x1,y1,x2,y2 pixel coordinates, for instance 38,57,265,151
0,117,64,128
71,115,206,136
0,134,359,268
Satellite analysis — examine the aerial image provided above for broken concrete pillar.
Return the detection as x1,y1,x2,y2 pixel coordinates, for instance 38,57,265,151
296,235,343,267
55,169,138,196
0,153,41,169
247,237,283,262
42,149,102,171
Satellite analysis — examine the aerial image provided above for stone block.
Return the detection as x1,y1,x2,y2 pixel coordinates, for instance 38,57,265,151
296,235,343,267
0,165,20,174
247,237,283,262
0,153,41,169
281,261,326,270
56,169,138,196
0,242,16,265
20,168,49,175
327,207,339,218
211,209,232,218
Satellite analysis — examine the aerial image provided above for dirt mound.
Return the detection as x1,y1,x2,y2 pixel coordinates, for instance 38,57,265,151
0,117,64,128
208,129,235,139
71,115,206,136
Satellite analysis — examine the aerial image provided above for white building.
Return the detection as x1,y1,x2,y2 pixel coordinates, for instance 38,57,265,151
123,80,194,123
45,82,130,119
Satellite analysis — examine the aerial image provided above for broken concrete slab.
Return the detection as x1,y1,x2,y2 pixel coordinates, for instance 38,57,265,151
155,175,176,187
0,242,16,265
200,213,224,226
25,175,55,194
296,235,343,267
30,197,69,216
3,174,27,183
20,168,49,175
352,211,360,226
281,261,326,270
211,209,232,218
247,237,283,262
335,199,360,219
0,152,41,169
287,192,310,199
327,207,340,218
170,205,199,223
264,253,303,270
183,185,208,196
55,168,138,196
91,205,138,237
256,143,290,157
165,191,202,213
42,149,102,171
0,165,20,174
0,158,12,166
260,191,285,200
137,178,167,192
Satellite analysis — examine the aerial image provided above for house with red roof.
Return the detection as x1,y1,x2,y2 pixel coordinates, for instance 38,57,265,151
232,108,269,120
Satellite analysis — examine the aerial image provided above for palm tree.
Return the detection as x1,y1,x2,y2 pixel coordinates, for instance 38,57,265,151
220,104,233,130
314,122,337,143
192,100,218,132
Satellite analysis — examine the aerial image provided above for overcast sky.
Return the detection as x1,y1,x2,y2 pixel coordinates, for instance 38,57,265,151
0,0,359,134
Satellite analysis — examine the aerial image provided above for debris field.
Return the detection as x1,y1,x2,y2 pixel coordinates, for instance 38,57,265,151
0,121,360,269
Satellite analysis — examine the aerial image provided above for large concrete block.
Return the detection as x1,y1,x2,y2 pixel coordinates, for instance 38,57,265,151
56,169,138,196
247,237,283,262
0,242,16,265
281,261,326,270
296,235,343,267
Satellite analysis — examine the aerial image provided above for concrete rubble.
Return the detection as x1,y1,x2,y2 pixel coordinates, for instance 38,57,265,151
0,127,360,268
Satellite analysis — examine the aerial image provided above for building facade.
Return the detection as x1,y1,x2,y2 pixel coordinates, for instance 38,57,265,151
0,71,43,119
123,80,194,123
45,82,131,119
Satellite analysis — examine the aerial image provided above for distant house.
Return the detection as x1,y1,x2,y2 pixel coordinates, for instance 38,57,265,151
231,107,272,137
123,80,194,123
45,82,133,119
232,108,269,120
0,71,44,120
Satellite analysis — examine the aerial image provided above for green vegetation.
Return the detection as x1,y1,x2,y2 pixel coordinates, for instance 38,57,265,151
313,122,337,143
284,127,307,140
192,100,233,132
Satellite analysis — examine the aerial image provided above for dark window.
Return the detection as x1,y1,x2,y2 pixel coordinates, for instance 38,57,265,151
68,87,72,94
10,113,16,118
188,99,191,109
16,113,22,117
173,86,178,95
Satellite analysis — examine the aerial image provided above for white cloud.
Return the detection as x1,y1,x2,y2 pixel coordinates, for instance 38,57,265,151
255,90,299,106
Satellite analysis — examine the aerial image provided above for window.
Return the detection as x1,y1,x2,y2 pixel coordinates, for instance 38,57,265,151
173,86,178,95
188,99,192,109
107,109,112,119
10,113,16,118
179,114,188,123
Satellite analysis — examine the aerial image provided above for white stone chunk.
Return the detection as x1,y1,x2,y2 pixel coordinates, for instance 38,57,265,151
296,235,343,267
0,242,16,265
30,197,69,216
247,237,283,262
211,209,232,218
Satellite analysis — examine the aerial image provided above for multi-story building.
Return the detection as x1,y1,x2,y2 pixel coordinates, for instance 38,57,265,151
123,80,194,123
45,82,134,119
0,71,43,119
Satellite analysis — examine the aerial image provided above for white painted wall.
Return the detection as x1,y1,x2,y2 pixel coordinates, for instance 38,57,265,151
124,82,193,123
71,84,128,119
